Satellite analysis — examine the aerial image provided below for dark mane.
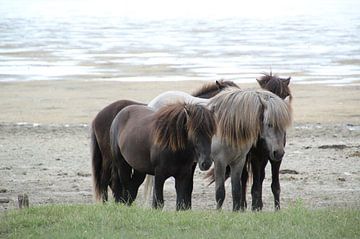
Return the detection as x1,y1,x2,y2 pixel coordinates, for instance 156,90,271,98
257,72,292,101
185,103,217,140
192,80,239,98
152,103,216,152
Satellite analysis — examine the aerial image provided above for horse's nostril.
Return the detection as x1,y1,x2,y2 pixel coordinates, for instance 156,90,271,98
274,150,285,160
200,160,211,170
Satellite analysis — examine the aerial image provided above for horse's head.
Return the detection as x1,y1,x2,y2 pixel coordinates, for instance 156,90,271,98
185,104,216,170
260,93,292,162
152,103,216,170
257,72,292,101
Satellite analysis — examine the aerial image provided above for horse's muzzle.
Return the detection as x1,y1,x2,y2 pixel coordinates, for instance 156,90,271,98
198,158,212,171
271,149,285,162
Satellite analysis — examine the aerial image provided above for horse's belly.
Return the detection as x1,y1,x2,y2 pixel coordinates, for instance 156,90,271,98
120,143,153,174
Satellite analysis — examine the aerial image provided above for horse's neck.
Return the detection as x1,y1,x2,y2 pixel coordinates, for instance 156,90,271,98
148,91,209,110
211,136,251,164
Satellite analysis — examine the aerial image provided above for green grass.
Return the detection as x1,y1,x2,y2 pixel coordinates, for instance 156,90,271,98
1,203,359,239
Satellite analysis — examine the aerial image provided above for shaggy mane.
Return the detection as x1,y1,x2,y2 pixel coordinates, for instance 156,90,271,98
209,89,292,148
152,102,216,151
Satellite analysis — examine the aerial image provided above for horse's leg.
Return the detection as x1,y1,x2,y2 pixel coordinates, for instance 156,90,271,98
187,164,197,208
250,158,261,211
240,156,250,211
152,174,166,209
230,157,246,212
115,160,133,205
110,164,124,203
128,170,146,205
175,175,192,211
175,165,195,211
251,157,268,211
214,160,226,210
270,160,282,210
110,139,132,204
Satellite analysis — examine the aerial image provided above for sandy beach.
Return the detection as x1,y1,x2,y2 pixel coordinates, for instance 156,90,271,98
0,80,359,211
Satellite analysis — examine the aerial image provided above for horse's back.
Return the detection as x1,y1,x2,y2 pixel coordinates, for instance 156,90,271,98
114,104,154,128
92,100,144,146
148,91,188,109
148,91,208,110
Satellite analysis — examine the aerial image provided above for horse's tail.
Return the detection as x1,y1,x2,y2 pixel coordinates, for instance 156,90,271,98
204,167,215,185
91,126,103,202
245,157,253,186
205,164,252,186
109,120,121,167
143,175,154,206
203,166,231,185
240,156,253,195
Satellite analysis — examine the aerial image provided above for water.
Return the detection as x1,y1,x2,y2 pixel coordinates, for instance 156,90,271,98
0,0,360,84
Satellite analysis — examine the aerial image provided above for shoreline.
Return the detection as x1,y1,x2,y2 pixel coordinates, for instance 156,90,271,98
1,79,359,125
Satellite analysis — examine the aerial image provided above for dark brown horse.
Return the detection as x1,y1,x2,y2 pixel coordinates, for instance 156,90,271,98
91,100,144,202
91,80,237,202
206,73,292,211
110,103,216,210
242,73,292,211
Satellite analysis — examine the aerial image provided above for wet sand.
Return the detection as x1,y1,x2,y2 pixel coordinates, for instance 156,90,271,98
0,80,359,211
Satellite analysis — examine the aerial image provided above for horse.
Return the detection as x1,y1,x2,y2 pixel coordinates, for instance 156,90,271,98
91,100,144,202
91,80,237,203
208,88,292,211
147,87,292,211
109,102,216,210
206,73,292,210
242,73,292,211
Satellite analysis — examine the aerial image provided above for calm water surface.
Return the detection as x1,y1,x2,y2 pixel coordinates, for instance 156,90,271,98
0,0,360,84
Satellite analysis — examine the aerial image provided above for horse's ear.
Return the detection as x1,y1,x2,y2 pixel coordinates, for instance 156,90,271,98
256,78,267,88
284,77,291,86
216,80,221,88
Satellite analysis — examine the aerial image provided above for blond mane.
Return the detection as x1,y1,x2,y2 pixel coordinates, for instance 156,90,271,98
209,89,292,148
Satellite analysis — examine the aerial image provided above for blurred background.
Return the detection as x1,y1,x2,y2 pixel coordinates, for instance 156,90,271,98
0,0,359,84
